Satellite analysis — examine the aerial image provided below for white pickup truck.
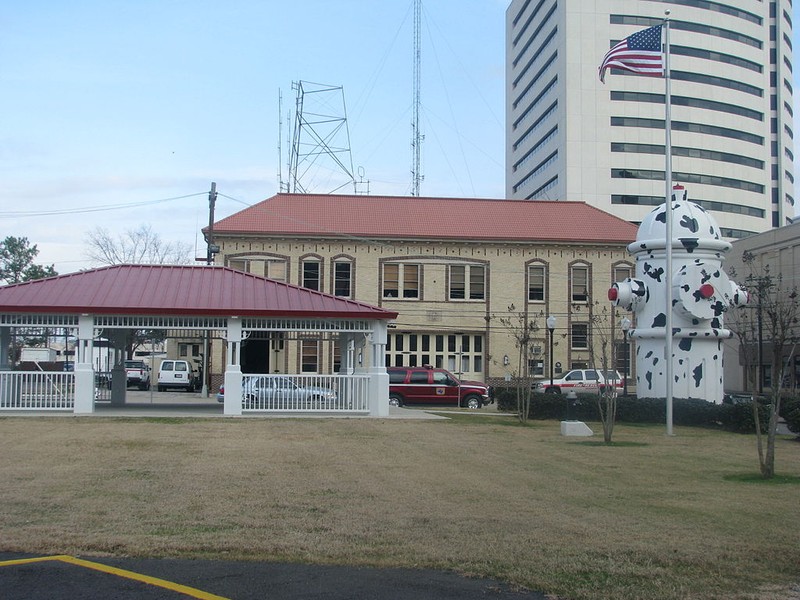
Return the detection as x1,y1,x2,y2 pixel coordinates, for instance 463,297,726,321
533,369,623,395
124,360,151,390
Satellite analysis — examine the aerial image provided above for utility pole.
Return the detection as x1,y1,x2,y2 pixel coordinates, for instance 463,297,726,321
206,182,217,265
201,181,217,398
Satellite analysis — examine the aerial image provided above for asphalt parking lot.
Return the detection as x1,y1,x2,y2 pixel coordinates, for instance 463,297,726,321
0,553,546,599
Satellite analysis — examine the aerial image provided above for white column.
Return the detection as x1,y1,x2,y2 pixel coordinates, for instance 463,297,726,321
368,320,390,417
223,318,243,416
74,315,95,414
0,326,9,369
0,327,14,407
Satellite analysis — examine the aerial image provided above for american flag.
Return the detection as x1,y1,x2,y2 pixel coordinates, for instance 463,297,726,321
598,25,664,83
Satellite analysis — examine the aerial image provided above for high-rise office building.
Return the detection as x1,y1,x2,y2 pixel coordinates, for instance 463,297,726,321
506,0,795,237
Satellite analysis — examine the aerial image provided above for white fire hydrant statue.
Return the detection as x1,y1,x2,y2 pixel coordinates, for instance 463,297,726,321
608,185,748,402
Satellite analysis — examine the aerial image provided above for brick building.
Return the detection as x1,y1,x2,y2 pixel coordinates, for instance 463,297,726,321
202,193,639,387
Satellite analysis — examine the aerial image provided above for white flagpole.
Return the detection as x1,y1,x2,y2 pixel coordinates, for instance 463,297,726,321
663,14,674,436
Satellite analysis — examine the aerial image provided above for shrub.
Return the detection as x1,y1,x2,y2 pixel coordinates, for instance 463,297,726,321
718,400,771,434
780,395,800,434
494,386,773,433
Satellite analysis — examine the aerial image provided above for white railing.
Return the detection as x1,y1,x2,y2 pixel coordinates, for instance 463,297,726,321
239,374,370,413
0,371,75,410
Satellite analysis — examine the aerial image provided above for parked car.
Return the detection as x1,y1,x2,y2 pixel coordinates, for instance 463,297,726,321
217,375,337,409
533,369,624,395
157,360,198,392
124,360,151,390
387,366,492,409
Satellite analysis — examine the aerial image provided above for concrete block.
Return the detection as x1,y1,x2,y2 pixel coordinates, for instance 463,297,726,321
560,420,594,437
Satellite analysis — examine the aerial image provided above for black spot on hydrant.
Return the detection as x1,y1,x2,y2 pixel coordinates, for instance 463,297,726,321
692,364,703,387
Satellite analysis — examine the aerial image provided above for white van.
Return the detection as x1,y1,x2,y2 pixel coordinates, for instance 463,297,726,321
157,360,198,392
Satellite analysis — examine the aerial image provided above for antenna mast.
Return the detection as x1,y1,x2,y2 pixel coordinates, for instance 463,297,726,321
411,0,423,196
287,80,358,194
277,89,284,192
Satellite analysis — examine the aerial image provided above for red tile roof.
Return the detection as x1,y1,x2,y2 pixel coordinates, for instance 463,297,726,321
0,265,397,319
211,193,639,243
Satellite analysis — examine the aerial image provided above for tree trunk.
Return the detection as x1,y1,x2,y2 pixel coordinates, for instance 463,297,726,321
761,404,776,478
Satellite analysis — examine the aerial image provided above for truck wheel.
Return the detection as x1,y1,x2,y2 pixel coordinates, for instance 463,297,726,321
139,382,150,391
463,395,481,409
545,387,561,394
388,393,403,407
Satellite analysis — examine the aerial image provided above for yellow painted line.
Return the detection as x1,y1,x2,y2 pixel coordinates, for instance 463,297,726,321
0,554,230,600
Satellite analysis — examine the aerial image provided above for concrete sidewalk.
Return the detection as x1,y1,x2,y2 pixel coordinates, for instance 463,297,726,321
91,390,449,419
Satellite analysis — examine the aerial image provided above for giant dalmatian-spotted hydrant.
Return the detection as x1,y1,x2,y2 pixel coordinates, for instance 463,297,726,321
608,186,748,402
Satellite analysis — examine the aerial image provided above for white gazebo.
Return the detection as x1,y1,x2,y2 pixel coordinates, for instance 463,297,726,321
0,265,397,416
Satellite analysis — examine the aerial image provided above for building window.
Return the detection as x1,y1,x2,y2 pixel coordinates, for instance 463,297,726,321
333,261,352,298
332,340,341,373
385,332,484,378
383,263,419,299
615,341,631,376
227,257,287,281
302,260,320,291
228,258,250,272
266,260,287,282
571,265,589,303
449,265,485,300
571,323,589,350
529,359,544,377
614,265,632,283
528,264,546,302
301,340,318,373
178,343,200,358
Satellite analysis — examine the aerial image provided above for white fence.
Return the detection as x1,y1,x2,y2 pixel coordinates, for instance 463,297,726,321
239,374,370,413
0,371,372,414
0,371,75,410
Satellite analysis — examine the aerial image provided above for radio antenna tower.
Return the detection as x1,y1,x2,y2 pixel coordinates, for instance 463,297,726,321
287,80,358,194
410,0,423,196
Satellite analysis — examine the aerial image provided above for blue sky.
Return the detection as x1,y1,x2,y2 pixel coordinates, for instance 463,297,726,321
1,0,507,272
0,1,796,274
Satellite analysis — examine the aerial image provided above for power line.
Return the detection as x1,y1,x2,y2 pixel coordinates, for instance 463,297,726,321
0,192,207,218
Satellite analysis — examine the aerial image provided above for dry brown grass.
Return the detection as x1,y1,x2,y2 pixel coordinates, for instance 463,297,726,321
0,414,798,600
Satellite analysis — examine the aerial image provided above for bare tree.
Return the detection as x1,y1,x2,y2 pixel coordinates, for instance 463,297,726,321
85,225,188,359
85,224,191,266
732,251,799,479
575,299,620,443
495,305,545,423
725,299,759,393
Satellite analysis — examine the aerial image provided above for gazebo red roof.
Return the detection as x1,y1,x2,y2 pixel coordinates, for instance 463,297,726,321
0,264,398,319
210,193,639,244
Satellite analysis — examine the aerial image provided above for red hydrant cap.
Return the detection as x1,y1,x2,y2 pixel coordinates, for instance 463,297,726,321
699,283,714,299
608,287,618,301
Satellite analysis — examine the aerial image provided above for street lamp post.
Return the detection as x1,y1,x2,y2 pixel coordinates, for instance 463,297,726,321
546,315,556,391
621,317,631,397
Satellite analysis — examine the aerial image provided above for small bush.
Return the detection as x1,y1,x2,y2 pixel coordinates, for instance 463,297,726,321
718,401,771,434
780,395,800,434
494,386,773,433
